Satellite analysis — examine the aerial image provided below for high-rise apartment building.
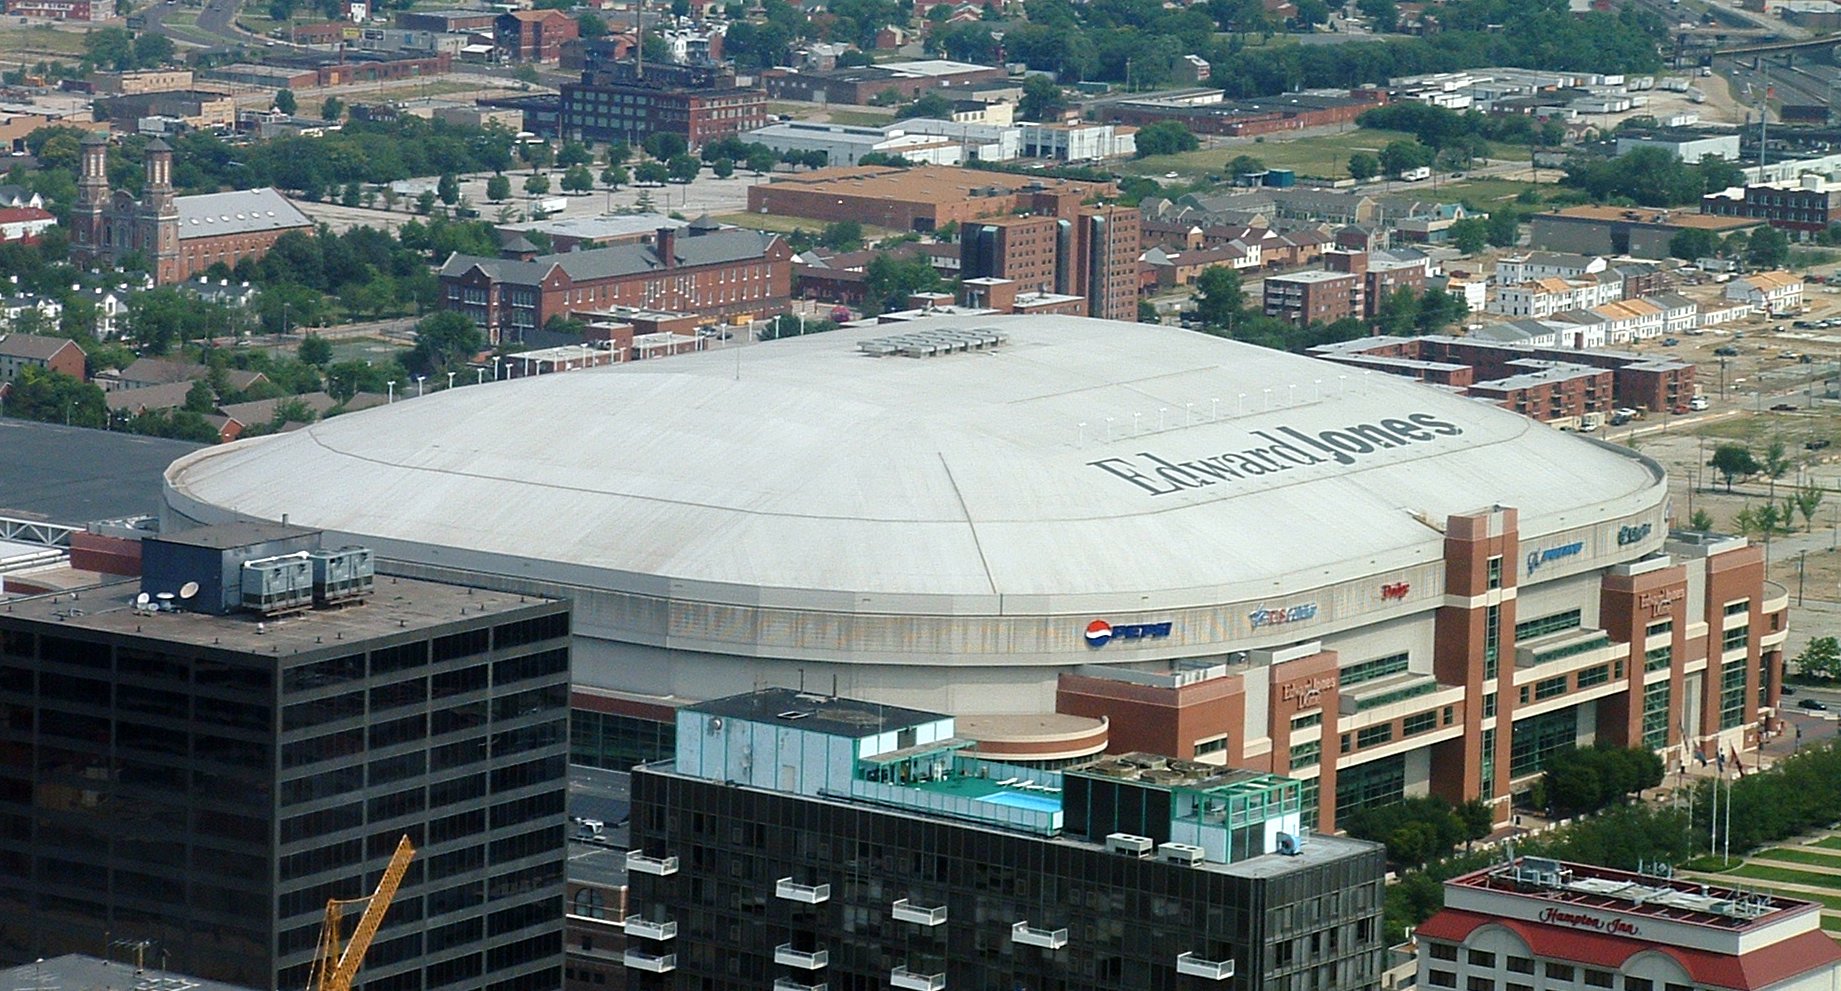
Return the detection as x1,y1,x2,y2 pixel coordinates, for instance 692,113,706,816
959,200,1140,322
624,688,1387,991
0,523,571,991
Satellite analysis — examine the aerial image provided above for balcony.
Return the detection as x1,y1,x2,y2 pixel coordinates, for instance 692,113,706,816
1176,953,1236,981
892,965,947,991
892,898,948,926
775,878,830,903
622,949,677,973
625,851,679,876
774,944,829,970
773,981,826,991
622,917,677,941
1011,921,1068,949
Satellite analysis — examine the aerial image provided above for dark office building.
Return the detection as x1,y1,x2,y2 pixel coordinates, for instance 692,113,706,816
559,61,766,148
0,522,571,991
625,688,1386,991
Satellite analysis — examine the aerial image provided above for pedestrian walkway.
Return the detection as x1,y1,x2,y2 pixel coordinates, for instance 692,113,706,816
1677,828,1841,937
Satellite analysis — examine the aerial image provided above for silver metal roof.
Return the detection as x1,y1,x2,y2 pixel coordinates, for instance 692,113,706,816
164,316,1662,612
175,187,311,240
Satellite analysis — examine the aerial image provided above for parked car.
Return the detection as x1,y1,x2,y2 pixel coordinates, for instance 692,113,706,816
1714,345,1740,356
1689,396,1710,411
1809,439,1832,451
1781,350,1802,359
1781,684,1797,696
1798,697,1829,711
1772,403,1800,412
1610,413,1632,426
1663,337,1680,346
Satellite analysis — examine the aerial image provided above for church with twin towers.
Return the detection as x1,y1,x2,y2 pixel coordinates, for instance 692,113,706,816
70,131,313,286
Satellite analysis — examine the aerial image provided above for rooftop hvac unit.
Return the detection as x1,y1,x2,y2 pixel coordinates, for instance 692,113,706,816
309,545,375,606
241,554,313,616
1107,833,1155,858
1157,842,1205,867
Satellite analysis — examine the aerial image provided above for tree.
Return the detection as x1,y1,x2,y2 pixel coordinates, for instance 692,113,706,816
643,132,689,161
407,311,485,376
1484,211,1521,248
601,164,629,189
1449,217,1487,255
557,141,594,167
904,92,956,119
1019,75,1066,122
513,64,541,84
711,157,735,179
1711,443,1760,491
637,161,670,185
562,164,595,194
275,88,298,116
486,174,512,202
523,174,551,197
1414,288,1469,333
1454,799,1492,845
1357,0,1398,31
1796,636,1841,681
1225,155,1266,177
4,366,106,427
1669,227,1718,262
321,95,344,121
605,142,632,166
415,189,437,215
1794,485,1825,531
1134,121,1200,158
1763,436,1791,498
1138,300,1160,323
1347,152,1380,181
1378,139,1433,176
437,172,460,206
667,153,701,183
746,146,778,175
1687,508,1715,532
1193,266,1244,330
298,333,333,367
578,11,608,36
1373,287,1419,335
183,379,215,415
1746,225,1790,269
1292,0,1328,28
819,220,863,251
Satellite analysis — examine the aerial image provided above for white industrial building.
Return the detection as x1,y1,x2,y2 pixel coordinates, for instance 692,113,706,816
743,121,963,166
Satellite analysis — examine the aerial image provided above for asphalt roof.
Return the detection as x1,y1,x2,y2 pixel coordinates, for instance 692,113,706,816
163,315,1664,610
689,687,949,738
440,228,777,285
175,187,312,241
0,419,202,525
0,954,260,991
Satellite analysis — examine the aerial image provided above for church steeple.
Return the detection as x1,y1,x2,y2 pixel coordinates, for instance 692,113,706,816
73,131,109,265
140,137,180,284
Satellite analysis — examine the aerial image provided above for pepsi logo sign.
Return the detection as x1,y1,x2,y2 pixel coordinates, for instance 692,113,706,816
1085,620,1173,647
1380,582,1411,601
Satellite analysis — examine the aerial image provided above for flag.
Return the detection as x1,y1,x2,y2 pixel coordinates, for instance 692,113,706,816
1695,746,1708,767
1716,748,1726,773
1731,745,1745,777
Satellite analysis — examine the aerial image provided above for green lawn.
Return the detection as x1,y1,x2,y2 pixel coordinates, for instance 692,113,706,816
1817,837,1841,851
1755,847,1841,868
326,337,408,365
826,109,897,127
0,25,90,60
713,211,903,241
1121,129,1529,184
1727,862,1841,890
1824,913,1841,931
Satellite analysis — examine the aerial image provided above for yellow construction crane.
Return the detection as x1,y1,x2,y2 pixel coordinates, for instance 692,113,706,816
306,835,417,991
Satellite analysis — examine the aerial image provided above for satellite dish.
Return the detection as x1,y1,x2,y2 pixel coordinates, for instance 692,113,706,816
179,581,199,600
135,592,150,608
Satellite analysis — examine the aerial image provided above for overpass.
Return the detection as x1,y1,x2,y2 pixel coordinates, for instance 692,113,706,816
1716,36,1841,57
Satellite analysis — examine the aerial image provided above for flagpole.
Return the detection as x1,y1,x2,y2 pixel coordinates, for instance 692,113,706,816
1710,742,1719,858
1723,764,1733,865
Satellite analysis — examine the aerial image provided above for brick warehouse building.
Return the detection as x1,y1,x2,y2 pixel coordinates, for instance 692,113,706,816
70,134,311,286
438,226,791,343
1309,336,1696,420
560,62,766,148
749,164,1116,233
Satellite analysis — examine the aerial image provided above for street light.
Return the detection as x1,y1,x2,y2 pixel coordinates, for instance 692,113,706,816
476,368,485,385
446,371,456,391
387,380,396,403
415,375,427,397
